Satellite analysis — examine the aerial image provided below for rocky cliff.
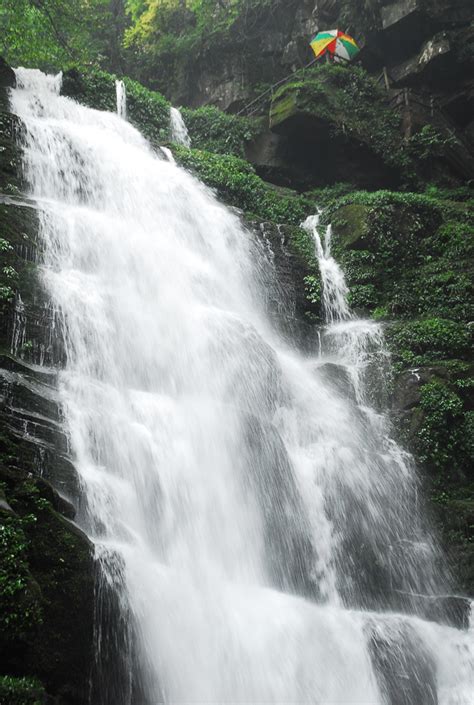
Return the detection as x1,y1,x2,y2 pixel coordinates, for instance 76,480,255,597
134,0,472,124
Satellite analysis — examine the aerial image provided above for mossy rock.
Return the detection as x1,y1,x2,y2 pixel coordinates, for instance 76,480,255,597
268,65,409,187
330,204,370,249
269,90,299,130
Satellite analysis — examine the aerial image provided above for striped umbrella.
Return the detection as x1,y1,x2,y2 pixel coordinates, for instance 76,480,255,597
310,29,360,62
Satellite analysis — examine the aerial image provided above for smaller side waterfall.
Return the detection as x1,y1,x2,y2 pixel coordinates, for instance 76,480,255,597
303,213,351,323
170,106,191,147
115,80,127,120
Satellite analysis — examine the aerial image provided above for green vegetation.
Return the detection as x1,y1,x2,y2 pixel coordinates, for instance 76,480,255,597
0,510,43,642
0,675,45,705
417,380,468,478
0,0,126,72
386,319,471,368
181,106,262,157
173,146,313,224
0,0,282,88
326,190,473,322
407,124,459,162
123,0,276,86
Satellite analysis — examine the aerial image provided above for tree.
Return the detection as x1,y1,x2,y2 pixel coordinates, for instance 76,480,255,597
0,0,127,72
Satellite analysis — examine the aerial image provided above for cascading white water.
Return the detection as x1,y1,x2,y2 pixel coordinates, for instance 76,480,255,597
170,106,191,147
116,79,127,120
9,69,473,704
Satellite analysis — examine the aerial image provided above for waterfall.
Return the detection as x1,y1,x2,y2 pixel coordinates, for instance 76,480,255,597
170,106,191,147
9,68,474,704
116,79,127,120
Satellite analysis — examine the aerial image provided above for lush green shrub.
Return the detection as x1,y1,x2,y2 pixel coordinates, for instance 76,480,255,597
173,146,313,225
417,380,467,478
328,190,473,321
304,183,356,209
181,106,262,157
348,283,378,310
0,513,42,641
0,675,45,705
408,125,458,161
386,318,471,367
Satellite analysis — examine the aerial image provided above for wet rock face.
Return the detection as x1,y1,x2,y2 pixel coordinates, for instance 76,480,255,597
159,1,472,114
162,1,325,110
0,57,95,703
252,220,321,344
241,414,320,598
369,621,438,705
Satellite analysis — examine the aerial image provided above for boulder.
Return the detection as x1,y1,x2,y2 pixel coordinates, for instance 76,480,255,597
244,130,294,187
381,0,426,32
406,593,472,629
315,362,357,401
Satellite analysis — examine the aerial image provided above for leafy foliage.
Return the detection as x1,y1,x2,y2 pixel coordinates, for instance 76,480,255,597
417,380,470,479
0,0,127,72
327,190,473,321
386,318,471,368
0,675,45,705
408,125,459,161
124,0,276,54
0,510,43,641
173,145,313,224
181,105,261,157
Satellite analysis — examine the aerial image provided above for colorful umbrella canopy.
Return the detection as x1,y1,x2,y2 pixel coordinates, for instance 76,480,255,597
310,29,360,62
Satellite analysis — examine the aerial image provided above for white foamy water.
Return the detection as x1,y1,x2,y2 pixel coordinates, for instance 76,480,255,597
115,79,127,120
9,69,473,704
170,106,191,147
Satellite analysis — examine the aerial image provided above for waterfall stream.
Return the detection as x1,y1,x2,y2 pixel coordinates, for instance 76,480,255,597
170,106,191,147
116,80,127,120
9,69,474,704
